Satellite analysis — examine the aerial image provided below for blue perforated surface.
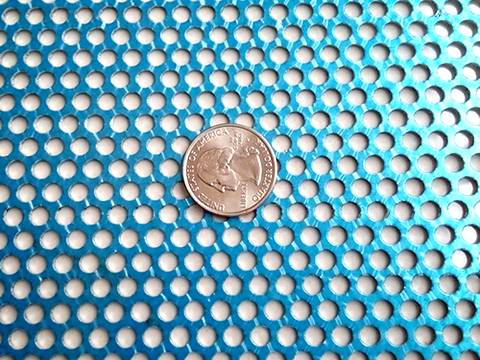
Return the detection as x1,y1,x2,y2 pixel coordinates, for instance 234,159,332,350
0,1,479,359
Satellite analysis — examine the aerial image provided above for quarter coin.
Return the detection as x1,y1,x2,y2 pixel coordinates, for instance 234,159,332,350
183,124,277,216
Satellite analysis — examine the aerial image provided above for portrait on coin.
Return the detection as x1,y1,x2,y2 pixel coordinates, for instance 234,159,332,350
196,143,262,193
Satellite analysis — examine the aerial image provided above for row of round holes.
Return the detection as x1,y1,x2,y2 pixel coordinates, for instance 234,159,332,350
0,153,477,183
6,62,477,92
0,2,417,29
0,315,477,351
1,199,476,226
0,245,477,279
2,40,476,71
3,1,476,27
0,194,476,228
0,350,479,360
0,87,476,114
0,133,475,160
1,287,478,323
0,220,477,251
0,177,476,205
6,18,474,49
0,271,478,313
1,109,479,140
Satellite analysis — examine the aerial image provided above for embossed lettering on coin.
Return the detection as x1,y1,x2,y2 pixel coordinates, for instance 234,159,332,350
183,124,277,216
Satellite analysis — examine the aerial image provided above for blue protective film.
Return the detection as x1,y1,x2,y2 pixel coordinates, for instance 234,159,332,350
0,1,479,359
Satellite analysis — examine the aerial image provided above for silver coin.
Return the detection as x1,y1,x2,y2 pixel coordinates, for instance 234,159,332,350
183,124,277,216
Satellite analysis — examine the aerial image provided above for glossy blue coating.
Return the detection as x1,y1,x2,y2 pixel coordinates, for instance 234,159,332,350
0,0,479,359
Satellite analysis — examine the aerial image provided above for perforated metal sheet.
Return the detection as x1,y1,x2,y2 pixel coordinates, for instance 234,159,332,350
0,0,479,359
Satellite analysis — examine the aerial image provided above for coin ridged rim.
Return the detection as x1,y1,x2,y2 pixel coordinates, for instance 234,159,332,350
182,123,277,217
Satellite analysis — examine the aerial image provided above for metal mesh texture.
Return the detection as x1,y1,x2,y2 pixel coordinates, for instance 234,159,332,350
0,0,479,359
